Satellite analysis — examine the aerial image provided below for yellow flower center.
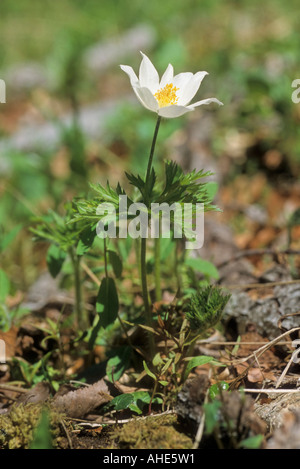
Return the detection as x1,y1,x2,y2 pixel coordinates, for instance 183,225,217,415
154,83,179,108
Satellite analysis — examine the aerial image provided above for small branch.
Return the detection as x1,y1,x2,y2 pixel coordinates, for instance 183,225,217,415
192,369,212,449
242,388,300,394
60,418,73,449
224,279,300,290
217,248,300,269
0,384,28,394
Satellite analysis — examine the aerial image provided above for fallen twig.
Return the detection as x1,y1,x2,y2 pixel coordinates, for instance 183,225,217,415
217,248,300,269
243,388,300,394
0,384,28,394
223,279,300,290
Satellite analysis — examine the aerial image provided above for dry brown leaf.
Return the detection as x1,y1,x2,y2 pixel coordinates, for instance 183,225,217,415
247,367,264,383
0,327,18,359
53,379,111,418
16,382,51,405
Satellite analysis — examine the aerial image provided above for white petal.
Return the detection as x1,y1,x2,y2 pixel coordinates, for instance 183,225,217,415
158,105,193,118
178,71,208,106
120,65,139,87
186,97,224,109
133,85,159,112
159,64,174,89
172,72,193,91
139,52,159,93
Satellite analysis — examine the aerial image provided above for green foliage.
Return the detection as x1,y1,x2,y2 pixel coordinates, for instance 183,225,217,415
185,257,219,281
0,224,22,253
203,400,222,435
155,160,217,210
209,381,229,400
88,276,119,349
238,434,264,449
183,355,218,381
95,277,119,326
31,205,85,255
105,391,163,415
108,249,123,279
106,346,132,383
184,285,231,332
287,207,300,247
46,244,67,278
0,269,10,303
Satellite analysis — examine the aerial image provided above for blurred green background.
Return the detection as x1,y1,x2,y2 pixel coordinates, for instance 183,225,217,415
0,0,299,292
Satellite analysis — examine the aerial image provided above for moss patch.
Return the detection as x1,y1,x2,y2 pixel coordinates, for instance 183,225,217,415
113,413,193,449
0,403,62,449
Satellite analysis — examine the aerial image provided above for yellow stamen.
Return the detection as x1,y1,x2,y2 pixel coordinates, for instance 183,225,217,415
154,83,179,108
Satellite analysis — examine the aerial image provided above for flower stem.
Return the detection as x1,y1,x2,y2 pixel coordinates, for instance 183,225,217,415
154,217,162,301
140,115,162,358
145,116,161,204
69,247,84,329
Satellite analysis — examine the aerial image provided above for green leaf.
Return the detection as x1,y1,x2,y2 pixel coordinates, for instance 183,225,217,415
205,182,219,202
106,346,132,383
143,361,156,380
0,224,22,253
108,250,123,278
76,227,96,255
209,381,229,399
46,244,67,278
185,257,219,280
184,285,231,332
111,393,134,411
0,269,10,302
106,391,162,415
152,352,163,367
204,400,222,434
239,434,264,449
30,409,54,449
158,380,168,386
183,355,215,380
95,276,119,328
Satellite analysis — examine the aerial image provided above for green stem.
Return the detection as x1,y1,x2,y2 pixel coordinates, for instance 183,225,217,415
140,115,162,358
154,217,162,301
175,240,182,296
141,236,154,356
104,238,108,278
69,248,84,329
145,116,161,205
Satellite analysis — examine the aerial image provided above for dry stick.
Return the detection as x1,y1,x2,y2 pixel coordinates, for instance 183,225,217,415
224,279,300,290
81,260,101,287
192,369,212,449
230,327,300,366
228,327,300,389
243,388,300,394
275,312,300,389
197,340,293,346
275,353,298,389
217,248,300,269
0,384,28,394
60,418,73,449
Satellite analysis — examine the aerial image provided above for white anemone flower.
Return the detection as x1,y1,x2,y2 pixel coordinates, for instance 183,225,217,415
120,52,223,118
